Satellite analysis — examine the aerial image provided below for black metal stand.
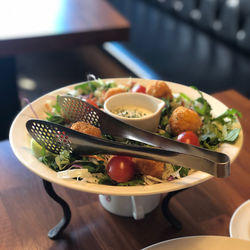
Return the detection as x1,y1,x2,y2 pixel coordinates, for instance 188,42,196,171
42,177,188,238
161,189,188,230
42,180,72,239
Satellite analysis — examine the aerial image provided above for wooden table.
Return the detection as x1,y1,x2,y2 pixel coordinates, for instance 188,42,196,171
0,0,130,140
1,90,249,249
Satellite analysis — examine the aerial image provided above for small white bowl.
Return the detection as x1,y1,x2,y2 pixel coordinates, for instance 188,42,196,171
104,92,165,132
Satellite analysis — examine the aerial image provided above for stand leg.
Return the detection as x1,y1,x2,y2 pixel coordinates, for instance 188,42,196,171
42,179,71,239
161,189,188,230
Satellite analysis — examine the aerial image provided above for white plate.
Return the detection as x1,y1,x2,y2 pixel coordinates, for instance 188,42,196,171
230,200,250,241
142,236,250,250
9,78,243,196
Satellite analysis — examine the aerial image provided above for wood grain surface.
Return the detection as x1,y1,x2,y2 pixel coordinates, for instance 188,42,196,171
0,89,249,250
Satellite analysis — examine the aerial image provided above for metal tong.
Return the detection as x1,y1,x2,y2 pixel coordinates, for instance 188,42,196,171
26,95,230,177
26,118,229,177
57,96,230,177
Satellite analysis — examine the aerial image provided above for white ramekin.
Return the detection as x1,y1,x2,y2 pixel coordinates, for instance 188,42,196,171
104,92,165,132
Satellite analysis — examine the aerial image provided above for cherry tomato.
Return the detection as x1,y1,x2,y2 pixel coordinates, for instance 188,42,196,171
86,98,99,108
132,84,146,93
107,156,135,183
177,131,200,146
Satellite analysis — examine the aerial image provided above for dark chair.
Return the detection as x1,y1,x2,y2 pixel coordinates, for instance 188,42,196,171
106,0,250,97
156,0,250,52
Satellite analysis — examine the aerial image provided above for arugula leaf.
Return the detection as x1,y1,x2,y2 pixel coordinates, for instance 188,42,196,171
46,112,65,125
159,115,168,128
188,86,242,149
103,81,117,90
53,95,61,113
199,122,222,148
180,93,193,103
45,95,66,124
98,174,144,186
173,166,190,177
39,154,58,171
74,81,102,94
35,144,58,170
159,98,171,129
213,108,242,125
224,128,241,142
98,175,117,185
190,85,203,96
190,86,212,117
200,121,240,148
200,123,222,141
194,97,212,116
55,150,71,170
117,177,144,186
201,141,219,150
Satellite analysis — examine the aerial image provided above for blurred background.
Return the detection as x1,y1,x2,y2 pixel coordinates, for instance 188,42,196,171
2,0,250,140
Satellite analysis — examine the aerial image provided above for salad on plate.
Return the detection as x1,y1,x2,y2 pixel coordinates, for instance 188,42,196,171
29,77,241,186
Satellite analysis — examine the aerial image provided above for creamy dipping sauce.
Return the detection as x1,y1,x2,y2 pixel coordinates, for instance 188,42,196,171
111,106,152,118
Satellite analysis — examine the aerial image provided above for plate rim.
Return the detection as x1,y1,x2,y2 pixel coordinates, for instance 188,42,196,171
9,78,243,196
229,199,250,240
142,235,250,250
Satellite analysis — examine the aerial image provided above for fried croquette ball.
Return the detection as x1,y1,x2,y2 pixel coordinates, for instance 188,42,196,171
104,87,126,101
71,121,101,138
132,158,165,178
146,80,173,100
169,106,202,136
